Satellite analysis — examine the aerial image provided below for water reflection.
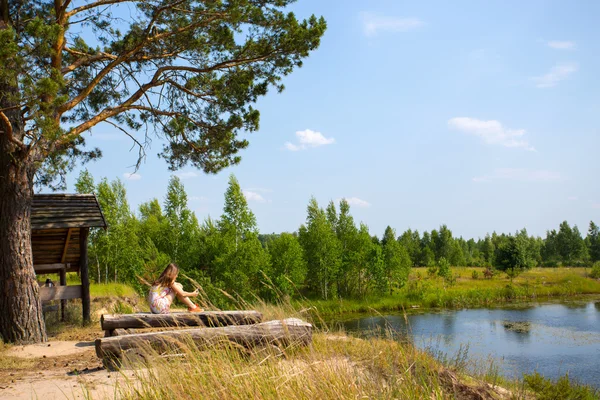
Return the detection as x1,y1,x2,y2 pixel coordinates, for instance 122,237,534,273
335,300,600,388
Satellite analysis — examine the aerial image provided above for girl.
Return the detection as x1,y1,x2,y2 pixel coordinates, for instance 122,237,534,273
148,263,203,314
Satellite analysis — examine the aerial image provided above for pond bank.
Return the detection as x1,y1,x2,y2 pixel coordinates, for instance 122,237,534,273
301,267,600,318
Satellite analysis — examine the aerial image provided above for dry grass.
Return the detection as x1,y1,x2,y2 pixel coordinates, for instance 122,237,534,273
115,331,515,400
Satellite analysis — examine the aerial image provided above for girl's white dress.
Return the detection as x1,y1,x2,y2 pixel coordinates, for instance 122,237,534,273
148,284,175,314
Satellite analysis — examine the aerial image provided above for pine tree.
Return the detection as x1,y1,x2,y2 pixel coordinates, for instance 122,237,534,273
588,222,600,262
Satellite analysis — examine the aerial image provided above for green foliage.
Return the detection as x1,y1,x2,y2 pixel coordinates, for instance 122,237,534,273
544,222,589,266
589,262,600,279
298,198,341,300
266,233,306,297
380,226,411,295
444,273,457,287
427,265,438,278
3,1,327,190
208,175,270,299
88,176,143,285
437,257,451,279
524,372,598,400
73,169,600,308
162,176,200,269
587,222,600,263
494,234,536,281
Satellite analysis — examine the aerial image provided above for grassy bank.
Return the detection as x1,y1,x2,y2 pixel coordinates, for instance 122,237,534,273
6,279,597,399
110,299,598,400
303,267,600,317
115,331,514,399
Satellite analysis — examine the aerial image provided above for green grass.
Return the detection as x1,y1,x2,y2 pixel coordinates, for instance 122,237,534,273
89,282,138,298
303,267,600,317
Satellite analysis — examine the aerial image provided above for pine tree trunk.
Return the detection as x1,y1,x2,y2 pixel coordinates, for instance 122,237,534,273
0,125,47,344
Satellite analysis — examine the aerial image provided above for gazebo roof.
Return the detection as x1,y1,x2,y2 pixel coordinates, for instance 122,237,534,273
31,194,107,230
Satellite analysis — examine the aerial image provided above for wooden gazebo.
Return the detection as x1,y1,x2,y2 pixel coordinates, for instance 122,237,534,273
31,194,107,323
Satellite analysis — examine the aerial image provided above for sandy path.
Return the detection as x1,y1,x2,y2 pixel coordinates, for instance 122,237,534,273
0,341,131,400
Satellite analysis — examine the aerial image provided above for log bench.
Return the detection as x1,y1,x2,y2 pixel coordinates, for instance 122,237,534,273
95,318,312,370
101,310,264,337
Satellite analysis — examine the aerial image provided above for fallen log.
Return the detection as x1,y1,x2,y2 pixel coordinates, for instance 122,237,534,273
101,310,263,333
95,318,312,367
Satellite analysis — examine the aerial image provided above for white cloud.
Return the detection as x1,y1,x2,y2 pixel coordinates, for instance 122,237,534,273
448,117,535,151
175,171,199,180
285,129,335,151
547,41,575,50
243,190,267,203
472,168,562,183
592,203,600,210
533,63,578,88
361,12,424,36
338,197,371,208
568,196,578,201
189,196,208,201
123,172,141,181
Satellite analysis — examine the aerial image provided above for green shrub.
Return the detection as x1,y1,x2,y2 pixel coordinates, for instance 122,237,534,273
524,372,598,400
406,280,425,301
437,258,451,279
471,270,480,280
427,265,438,278
444,273,457,287
589,262,600,279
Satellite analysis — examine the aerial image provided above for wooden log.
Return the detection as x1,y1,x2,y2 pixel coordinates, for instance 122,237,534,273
95,318,312,361
101,310,263,331
104,328,137,337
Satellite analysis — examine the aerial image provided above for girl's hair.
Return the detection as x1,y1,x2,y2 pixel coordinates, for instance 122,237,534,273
153,263,179,287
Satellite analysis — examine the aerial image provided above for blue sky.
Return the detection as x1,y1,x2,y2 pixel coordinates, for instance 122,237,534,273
62,0,600,239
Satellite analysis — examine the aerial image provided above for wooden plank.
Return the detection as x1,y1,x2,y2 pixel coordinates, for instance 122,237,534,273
101,311,264,331
39,285,82,301
95,318,312,361
31,221,105,230
32,229,74,235
61,228,73,263
34,263,69,273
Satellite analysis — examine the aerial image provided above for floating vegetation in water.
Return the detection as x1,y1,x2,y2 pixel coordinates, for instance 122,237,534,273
502,321,531,333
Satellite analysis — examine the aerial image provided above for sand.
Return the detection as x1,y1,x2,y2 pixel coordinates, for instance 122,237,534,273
0,340,126,400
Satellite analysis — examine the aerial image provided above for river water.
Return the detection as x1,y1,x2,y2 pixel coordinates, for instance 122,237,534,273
335,300,600,387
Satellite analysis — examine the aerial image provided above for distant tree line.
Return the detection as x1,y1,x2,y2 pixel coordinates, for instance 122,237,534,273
74,170,600,303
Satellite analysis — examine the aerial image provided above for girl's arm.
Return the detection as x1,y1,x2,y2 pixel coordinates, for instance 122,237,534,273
172,282,199,297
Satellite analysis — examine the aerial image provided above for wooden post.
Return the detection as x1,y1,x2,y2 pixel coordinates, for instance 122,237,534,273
80,227,90,324
59,268,66,321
